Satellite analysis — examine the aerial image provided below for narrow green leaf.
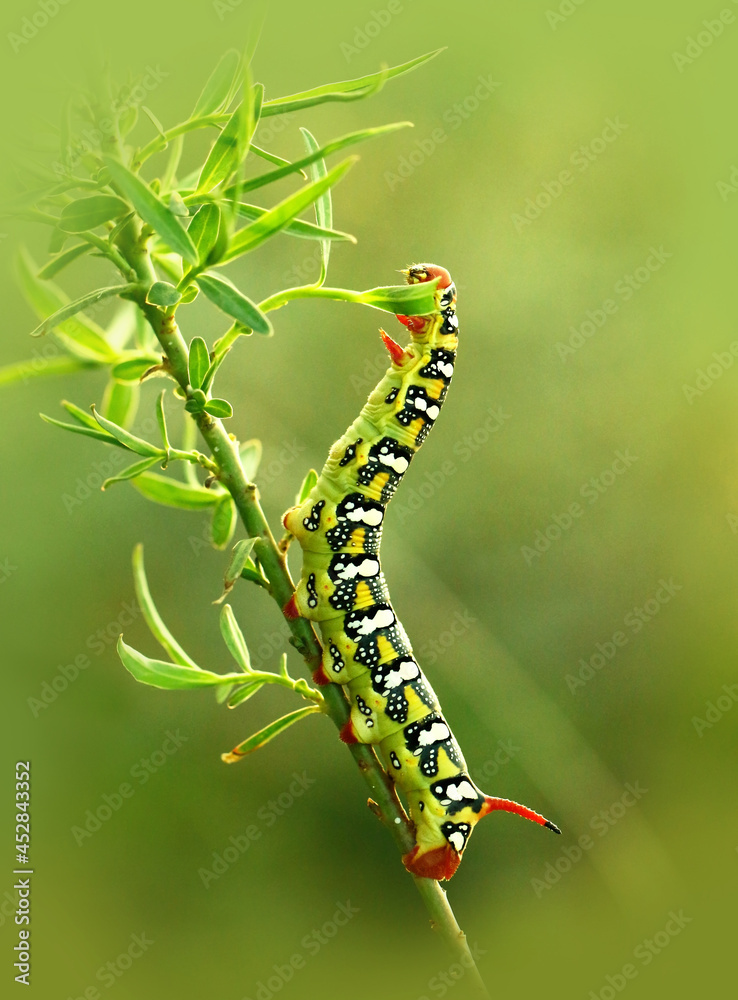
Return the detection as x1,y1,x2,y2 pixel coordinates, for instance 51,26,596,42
155,390,170,453
261,49,444,117
296,468,318,505
111,355,160,381
227,682,265,708
221,707,321,762
211,495,237,549
195,273,272,335
61,399,102,429
117,637,239,690
300,128,330,285
0,356,97,387
37,243,91,279
358,279,440,314
236,123,410,196
168,190,189,218
146,281,182,307
219,604,252,671
196,107,243,194
102,156,198,265
91,406,163,457
132,543,200,667
188,337,210,389
132,472,220,509
102,455,160,490
188,203,222,264
29,284,138,339
192,50,242,118
214,537,257,604
204,398,232,419
102,379,139,430
48,228,67,255
236,203,355,242
222,156,356,262
278,653,289,679
58,195,129,233
239,439,262,480
240,561,270,589
15,248,118,362
40,413,123,446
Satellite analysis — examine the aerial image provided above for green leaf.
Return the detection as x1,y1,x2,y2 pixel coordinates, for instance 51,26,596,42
155,390,171,453
236,122,410,196
300,128,330,286
167,190,189,218
221,707,321,762
91,406,163,457
296,468,318,505
188,203,222,264
227,682,265,708
102,455,160,490
214,537,257,604
204,398,232,419
188,337,210,389
219,604,252,671
102,379,139,430
132,472,220,509
132,543,199,668
196,106,245,194
61,399,102,430
192,50,242,118
29,283,138,339
211,495,237,549
117,637,240,690
111,355,161,381
102,156,198,265
195,273,272,335
37,243,91,279
260,49,445,117
15,248,118,362
58,195,129,233
239,439,262,480
236,203,355,243
222,156,356,262
40,413,124,446
146,281,182,307
358,279,440,314
0,356,97,387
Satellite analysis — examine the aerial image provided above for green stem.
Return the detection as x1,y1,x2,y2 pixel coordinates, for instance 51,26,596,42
115,219,488,998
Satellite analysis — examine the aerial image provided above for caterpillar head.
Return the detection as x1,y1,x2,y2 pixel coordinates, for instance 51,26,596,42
397,263,456,336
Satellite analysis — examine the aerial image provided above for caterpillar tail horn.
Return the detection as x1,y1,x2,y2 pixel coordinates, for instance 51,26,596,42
401,797,561,882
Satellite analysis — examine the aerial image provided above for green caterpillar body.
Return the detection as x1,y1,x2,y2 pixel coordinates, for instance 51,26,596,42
284,265,559,880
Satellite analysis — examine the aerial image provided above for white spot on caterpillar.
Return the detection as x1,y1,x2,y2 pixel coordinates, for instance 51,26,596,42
440,362,454,378
448,831,465,852
443,780,477,802
345,505,383,526
426,405,440,420
355,608,395,634
416,721,450,747
384,660,420,688
379,451,409,475
337,558,379,580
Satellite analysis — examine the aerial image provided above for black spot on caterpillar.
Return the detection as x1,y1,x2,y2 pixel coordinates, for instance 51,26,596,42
283,264,560,880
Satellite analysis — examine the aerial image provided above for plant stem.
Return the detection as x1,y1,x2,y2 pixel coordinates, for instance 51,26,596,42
115,220,489,997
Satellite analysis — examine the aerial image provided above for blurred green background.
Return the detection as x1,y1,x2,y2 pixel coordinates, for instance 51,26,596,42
1,0,735,997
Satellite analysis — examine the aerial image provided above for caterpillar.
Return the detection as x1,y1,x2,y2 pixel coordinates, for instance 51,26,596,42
283,264,560,880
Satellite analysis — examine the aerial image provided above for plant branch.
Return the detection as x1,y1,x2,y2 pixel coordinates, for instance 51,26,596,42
115,219,489,997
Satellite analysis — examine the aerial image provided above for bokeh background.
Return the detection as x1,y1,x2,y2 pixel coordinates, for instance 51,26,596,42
1,1,735,997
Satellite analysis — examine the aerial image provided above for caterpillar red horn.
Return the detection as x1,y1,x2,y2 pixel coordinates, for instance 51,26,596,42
283,264,560,880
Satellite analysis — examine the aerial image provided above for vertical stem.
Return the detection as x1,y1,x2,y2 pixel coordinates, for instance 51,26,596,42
115,222,489,997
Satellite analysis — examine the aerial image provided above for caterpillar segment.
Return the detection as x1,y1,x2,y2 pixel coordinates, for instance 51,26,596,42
283,264,560,880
